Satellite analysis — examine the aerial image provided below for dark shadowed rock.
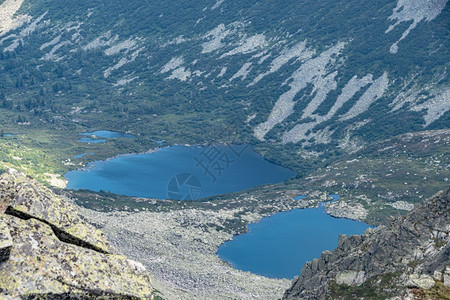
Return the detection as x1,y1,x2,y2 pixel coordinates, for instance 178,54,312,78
283,187,450,299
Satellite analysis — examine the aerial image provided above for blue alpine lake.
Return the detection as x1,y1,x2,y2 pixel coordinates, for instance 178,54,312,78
80,130,135,138
65,145,370,279
217,197,371,279
74,153,88,159
74,152,95,159
65,145,296,200
77,137,107,143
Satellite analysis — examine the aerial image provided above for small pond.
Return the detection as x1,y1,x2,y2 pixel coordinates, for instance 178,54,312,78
77,137,107,143
80,130,135,138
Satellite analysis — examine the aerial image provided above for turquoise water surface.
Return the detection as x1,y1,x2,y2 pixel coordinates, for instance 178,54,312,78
65,145,295,199
74,153,88,159
77,137,107,143
80,130,135,138
74,152,95,159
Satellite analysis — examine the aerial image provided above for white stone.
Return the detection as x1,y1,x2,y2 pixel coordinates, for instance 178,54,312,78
167,67,192,81
160,56,184,74
335,271,366,286
254,42,345,141
444,267,450,287
386,0,448,54
249,40,314,86
386,201,414,211
104,48,143,78
411,89,450,127
220,34,267,58
407,274,435,289
229,62,252,81
0,0,30,37
340,72,389,121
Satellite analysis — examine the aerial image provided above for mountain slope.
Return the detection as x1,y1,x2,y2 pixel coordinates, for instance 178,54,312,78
292,129,450,224
283,187,450,299
0,0,448,163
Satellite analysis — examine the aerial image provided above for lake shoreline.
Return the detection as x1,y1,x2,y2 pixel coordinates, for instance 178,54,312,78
70,142,298,177
75,190,320,299
71,184,371,299
65,144,296,200
216,194,371,279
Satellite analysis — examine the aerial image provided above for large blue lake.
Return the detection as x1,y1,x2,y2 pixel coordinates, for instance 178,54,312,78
66,144,370,279
217,198,371,279
65,145,296,199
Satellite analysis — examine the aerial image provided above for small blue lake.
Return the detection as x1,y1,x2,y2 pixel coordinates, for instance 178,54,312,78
77,137,107,143
74,152,95,159
80,130,135,138
217,196,371,279
74,153,87,159
65,145,296,200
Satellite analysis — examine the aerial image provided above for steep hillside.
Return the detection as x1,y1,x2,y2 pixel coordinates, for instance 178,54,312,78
0,169,156,299
291,129,450,224
0,0,448,174
283,187,450,299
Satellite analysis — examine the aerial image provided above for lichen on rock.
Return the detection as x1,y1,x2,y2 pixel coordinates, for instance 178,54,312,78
0,169,112,254
0,169,154,299
0,219,12,263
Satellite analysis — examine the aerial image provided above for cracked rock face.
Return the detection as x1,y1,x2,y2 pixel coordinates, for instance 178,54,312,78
0,170,154,299
0,169,112,253
0,219,12,263
283,187,450,299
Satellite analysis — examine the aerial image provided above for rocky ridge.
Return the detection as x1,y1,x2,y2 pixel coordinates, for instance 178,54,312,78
283,187,450,299
0,169,154,299
77,200,298,300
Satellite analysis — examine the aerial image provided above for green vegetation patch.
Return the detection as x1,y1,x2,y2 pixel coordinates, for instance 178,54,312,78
328,273,402,299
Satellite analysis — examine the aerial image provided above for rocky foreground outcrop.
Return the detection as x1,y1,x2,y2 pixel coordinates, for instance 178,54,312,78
284,187,450,299
0,169,154,299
